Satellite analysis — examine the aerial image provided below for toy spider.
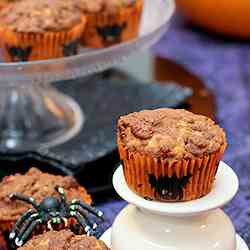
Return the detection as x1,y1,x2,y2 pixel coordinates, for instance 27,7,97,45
8,186,104,247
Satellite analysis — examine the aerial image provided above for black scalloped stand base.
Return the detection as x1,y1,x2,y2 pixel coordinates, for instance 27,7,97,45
0,70,192,198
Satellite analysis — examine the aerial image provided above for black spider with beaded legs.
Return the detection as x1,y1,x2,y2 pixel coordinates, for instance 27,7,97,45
8,186,104,247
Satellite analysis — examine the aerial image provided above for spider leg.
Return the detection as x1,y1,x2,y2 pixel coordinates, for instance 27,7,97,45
9,209,34,240
73,205,98,230
14,214,40,246
15,218,42,247
71,200,104,220
47,220,53,231
70,211,94,236
55,186,67,205
62,217,68,228
9,193,39,210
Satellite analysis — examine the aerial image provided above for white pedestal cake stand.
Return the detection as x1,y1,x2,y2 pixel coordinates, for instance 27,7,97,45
100,161,248,250
0,0,175,152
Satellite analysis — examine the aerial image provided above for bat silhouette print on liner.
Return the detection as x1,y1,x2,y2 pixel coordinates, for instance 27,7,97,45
7,46,32,62
96,22,127,45
63,39,80,57
148,174,192,201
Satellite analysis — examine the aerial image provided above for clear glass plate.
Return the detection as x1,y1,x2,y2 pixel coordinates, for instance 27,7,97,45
0,0,175,151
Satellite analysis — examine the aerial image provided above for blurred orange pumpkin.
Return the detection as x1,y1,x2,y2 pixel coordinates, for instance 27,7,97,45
175,0,250,39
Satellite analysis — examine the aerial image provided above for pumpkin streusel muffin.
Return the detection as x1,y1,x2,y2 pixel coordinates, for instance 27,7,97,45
75,0,143,48
0,0,86,61
117,108,227,202
0,230,7,250
0,167,91,235
18,230,110,250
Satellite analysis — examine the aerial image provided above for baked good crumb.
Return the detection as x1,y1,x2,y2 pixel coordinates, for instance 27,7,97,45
18,230,110,250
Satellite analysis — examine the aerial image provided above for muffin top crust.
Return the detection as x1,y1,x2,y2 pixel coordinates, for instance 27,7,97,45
118,108,227,159
74,0,136,13
0,0,83,32
18,230,110,250
0,168,91,221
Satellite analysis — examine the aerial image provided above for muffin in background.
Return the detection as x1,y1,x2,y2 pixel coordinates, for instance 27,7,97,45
0,0,86,62
117,108,227,202
18,230,110,250
76,0,143,48
0,167,91,235
0,230,7,250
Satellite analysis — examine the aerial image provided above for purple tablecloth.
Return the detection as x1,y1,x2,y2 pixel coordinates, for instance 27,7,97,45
98,16,250,244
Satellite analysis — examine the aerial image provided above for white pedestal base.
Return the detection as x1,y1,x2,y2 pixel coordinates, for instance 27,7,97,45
101,228,249,250
104,162,245,250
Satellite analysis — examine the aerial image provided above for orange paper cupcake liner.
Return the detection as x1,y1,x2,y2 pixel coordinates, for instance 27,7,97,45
82,0,143,48
0,16,86,62
118,140,226,202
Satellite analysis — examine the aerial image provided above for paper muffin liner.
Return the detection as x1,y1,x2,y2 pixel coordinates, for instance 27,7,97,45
82,0,143,48
0,16,86,62
118,140,226,202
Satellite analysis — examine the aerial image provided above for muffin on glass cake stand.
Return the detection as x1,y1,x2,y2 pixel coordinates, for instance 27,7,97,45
0,0,174,152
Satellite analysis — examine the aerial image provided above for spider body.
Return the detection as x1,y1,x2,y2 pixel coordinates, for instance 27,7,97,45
8,187,104,247
37,197,62,221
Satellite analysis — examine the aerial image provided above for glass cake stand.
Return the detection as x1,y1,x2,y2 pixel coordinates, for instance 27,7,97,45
0,0,174,152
